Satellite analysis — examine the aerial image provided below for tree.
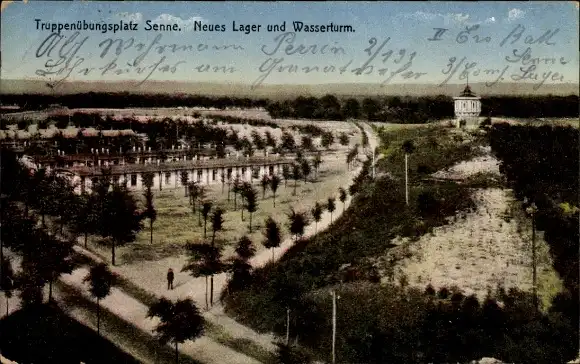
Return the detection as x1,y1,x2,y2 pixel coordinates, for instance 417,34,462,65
282,164,291,188
281,132,296,151
196,185,207,227
147,297,204,364
291,164,301,196
226,173,232,201
263,217,282,261
235,236,256,260
362,97,380,120
187,181,200,213
321,131,334,149
220,172,226,194
182,243,222,309
143,182,157,245
51,175,77,235
210,207,225,247
312,152,323,179
244,186,259,232
83,263,116,335
301,135,314,151
287,209,309,243
180,171,189,197
209,207,224,305
327,197,336,223
239,182,251,222
274,342,312,364
142,172,154,190
265,131,277,148
17,264,44,308
232,175,242,211
72,192,99,248
30,168,52,227
346,145,359,170
251,130,266,150
201,201,213,238
100,185,144,265
338,187,347,213
311,202,323,234
343,98,361,119
402,140,415,206
226,236,256,293
38,234,75,302
248,167,257,184
300,159,311,183
339,132,349,146
261,174,270,199
270,175,281,207
0,256,15,316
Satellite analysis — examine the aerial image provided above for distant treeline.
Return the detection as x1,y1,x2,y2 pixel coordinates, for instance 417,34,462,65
0,93,269,110
1,93,578,121
267,94,579,122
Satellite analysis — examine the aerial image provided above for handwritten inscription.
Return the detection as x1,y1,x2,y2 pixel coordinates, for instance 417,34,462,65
252,33,427,89
34,32,243,87
29,21,574,91
429,24,569,90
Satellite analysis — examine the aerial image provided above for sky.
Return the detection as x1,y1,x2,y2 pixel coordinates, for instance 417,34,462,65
1,1,578,88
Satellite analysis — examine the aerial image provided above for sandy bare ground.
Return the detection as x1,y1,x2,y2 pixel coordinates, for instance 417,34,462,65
378,153,562,305
431,152,500,180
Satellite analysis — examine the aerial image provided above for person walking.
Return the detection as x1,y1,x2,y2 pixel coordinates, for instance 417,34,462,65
167,268,174,290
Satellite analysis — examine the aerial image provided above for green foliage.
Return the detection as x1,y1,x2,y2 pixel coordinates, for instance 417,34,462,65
338,187,347,206
269,175,281,207
273,342,312,364
260,174,270,199
300,159,311,182
320,131,334,149
210,207,225,246
83,263,116,301
300,135,314,151
147,297,204,347
262,217,282,254
234,236,256,261
287,209,309,242
338,132,349,146
282,165,291,187
1,256,15,306
243,186,259,232
281,132,296,151
490,123,579,328
201,201,213,238
99,184,144,265
343,98,361,119
222,125,505,361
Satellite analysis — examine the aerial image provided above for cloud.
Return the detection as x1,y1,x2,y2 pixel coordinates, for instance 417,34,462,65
153,14,206,31
115,12,143,22
484,17,496,24
507,8,525,22
401,11,484,26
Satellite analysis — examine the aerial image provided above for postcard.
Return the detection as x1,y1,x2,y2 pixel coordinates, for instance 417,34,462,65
1,2,578,364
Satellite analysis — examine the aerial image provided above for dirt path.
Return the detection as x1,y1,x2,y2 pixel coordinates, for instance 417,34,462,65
60,267,261,364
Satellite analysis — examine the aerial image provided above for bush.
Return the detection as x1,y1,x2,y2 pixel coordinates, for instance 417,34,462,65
480,117,492,128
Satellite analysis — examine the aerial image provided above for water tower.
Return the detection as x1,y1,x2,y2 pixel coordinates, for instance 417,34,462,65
453,83,481,127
